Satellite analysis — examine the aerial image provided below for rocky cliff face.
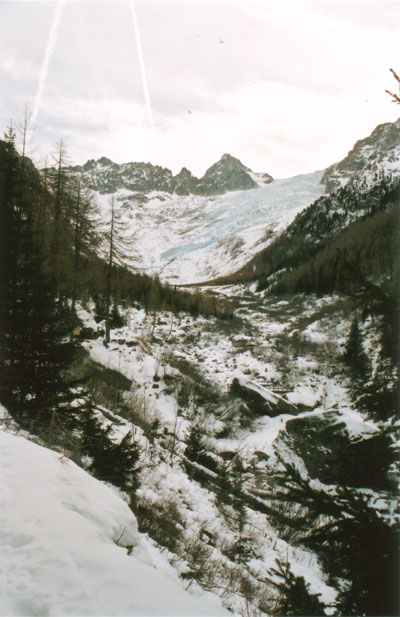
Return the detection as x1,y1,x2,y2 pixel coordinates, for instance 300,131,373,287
195,153,260,194
71,153,273,196
322,118,400,191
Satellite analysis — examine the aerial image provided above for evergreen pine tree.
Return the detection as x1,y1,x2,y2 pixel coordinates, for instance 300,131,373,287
0,138,75,432
185,424,205,464
269,559,325,616
110,302,124,328
80,403,141,491
342,314,369,387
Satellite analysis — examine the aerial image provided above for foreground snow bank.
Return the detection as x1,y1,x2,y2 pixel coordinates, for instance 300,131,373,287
0,429,230,616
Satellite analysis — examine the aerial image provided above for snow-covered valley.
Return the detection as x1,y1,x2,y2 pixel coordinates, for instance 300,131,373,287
4,286,395,616
93,170,325,284
1,117,399,616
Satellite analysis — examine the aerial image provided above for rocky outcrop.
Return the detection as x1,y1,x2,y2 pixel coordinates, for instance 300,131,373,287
172,167,198,195
281,411,396,490
195,154,259,194
322,118,400,191
230,377,297,417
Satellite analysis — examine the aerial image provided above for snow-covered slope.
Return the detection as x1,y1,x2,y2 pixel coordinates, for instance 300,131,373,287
72,118,400,285
93,170,325,284
0,424,229,617
71,292,394,615
322,117,400,190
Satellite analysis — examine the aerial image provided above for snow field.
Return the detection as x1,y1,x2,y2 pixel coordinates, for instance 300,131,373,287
92,171,325,284
0,426,230,617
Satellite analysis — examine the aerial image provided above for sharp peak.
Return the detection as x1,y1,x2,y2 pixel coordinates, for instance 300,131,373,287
218,153,243,162
97,156,115,166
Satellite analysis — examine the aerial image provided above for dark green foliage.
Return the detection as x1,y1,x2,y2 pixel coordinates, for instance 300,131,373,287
185,423,205,462
267,461,399,616
357,358,399,422
341,305,398,422
215,456,252,564
80,402,140,491
222,535,255,565
284,413,396,491
215,461,233,505
269,200,399,298
93,295,125,329
342,315,369,381
94,293,108,323
110,302,125,328
185,424,219,472
0,138,74,428
216,456,246,507
328,512,398,616
269,559,325,616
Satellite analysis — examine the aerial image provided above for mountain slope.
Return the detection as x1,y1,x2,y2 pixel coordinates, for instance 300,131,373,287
2,116,399,617
0,423,229,617
322,117,400,191
71,118,399,286
251,173,400,293
211,118,400,289
91,170,325,284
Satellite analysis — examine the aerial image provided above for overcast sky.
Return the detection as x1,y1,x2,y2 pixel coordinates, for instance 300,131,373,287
0,0,399,177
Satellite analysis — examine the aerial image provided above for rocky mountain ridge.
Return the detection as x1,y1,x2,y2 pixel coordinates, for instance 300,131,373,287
64,118,400,286
71,153,273,197
322,117,400,191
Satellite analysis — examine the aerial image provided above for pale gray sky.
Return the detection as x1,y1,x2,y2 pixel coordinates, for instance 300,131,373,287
0,0,399,177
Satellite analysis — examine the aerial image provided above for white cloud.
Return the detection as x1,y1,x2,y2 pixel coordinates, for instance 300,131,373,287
1,0,399,176
0,52,36,81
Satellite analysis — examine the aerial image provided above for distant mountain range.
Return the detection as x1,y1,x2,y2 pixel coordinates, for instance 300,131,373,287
70,152,273,197
66,117,400,284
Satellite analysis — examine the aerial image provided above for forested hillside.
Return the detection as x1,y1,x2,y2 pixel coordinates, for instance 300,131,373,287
0,132,232,455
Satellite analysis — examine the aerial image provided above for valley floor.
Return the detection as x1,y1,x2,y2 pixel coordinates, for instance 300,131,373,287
74,288,392,615
2,287,397,616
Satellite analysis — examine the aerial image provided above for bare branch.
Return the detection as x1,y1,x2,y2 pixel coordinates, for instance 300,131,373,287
386,68,400,105
389,67,400,84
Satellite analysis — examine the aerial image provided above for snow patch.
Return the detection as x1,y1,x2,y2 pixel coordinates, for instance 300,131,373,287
0,429,230,616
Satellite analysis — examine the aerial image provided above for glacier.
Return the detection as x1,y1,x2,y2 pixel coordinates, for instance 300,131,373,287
94,170,325,284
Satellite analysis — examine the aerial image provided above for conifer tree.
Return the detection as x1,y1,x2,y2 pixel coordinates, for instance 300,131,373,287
267,460,398,616
342,314,369,381
49,140,70,289
185,423,205,463
80,402,141,492
70,177,98,313
110,301,124,328
269,559,325,616
0,137,74,430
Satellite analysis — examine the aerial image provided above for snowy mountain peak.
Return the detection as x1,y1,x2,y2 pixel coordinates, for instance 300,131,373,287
198,153,273,193
212,153,251,170
68,118,399,284
72,154,273,197
322,117,400,191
